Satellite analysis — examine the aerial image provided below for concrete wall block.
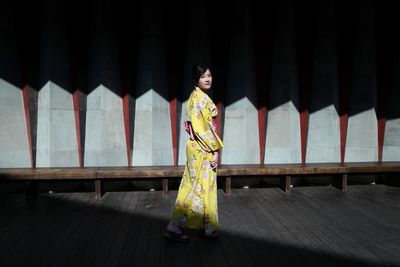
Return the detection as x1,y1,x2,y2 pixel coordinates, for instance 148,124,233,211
36,83,79,167
0,84,30,167
85,86,127,166
345,110,378,162
383,118,400,161
132,89,173,166
178,99,190,165
222,97,259,164
307,106,340,163
265,101,301,163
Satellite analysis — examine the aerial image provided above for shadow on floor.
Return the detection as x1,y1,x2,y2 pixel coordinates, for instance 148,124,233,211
1,185,399,266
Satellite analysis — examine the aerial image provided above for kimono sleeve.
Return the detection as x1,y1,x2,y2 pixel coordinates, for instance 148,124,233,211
188,99,224,152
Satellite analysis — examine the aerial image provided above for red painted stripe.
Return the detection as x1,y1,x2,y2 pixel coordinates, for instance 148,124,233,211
377,117,386,162
22,85,33,168
72,90,83,167
169,98,178,166
258,107,267,164
339,114,348,165
122,95,132,166
216,102,224,164
215,102,223,138
300,110,309,165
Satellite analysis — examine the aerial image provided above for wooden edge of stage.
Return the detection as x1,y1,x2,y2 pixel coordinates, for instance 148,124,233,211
0,162,399,198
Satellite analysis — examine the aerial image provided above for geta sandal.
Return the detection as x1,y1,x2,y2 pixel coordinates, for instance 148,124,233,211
163,230,189,242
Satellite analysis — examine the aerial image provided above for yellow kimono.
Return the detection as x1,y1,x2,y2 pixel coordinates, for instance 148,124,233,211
171,87,224,235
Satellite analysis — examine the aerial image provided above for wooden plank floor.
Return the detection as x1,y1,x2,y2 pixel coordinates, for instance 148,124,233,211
1,184,400,267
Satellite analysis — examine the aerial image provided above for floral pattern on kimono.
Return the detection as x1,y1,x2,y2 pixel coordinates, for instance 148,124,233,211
171,87,224,235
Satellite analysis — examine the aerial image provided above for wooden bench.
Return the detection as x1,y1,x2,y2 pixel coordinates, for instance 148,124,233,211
1,162,399,198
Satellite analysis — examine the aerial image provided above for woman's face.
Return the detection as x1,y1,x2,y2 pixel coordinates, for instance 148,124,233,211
197,69,212,91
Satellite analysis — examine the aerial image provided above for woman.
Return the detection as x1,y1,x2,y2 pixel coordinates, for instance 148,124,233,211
164,64,224,242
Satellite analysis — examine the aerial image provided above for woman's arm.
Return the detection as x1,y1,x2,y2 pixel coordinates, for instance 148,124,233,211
188,98,223,153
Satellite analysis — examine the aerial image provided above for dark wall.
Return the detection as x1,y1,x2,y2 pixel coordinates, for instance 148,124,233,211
1,0,398,116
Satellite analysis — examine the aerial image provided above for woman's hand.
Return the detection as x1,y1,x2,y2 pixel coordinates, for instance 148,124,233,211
210,151,219,170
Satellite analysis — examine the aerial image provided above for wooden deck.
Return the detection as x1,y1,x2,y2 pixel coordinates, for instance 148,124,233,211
1,184,400,266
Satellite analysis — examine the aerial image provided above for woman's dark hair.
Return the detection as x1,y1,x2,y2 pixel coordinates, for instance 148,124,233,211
192,64,211,86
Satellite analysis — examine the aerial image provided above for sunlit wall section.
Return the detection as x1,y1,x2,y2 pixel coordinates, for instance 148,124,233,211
345,0,377,162
0,83,30,168
132,0,173,166
0,72,31,167
306,1,340,163
221,2,259,164
265,0,301,164
383,124,400,161
35,2,79,167
84,2,127,166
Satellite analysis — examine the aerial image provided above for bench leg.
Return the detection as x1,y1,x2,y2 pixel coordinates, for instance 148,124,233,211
162,179,169,196
333,174,347,192
223,176,232,196
280,175,291,192
341,174,347,192
95,179,103,199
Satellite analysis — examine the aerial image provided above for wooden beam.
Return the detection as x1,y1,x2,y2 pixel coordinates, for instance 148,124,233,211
2,162,400,181
96,166,184,179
